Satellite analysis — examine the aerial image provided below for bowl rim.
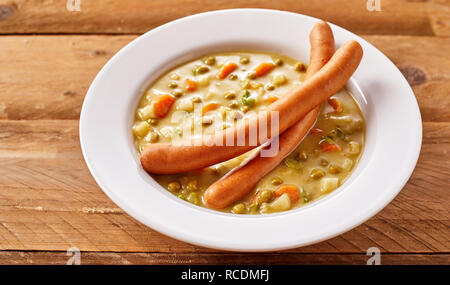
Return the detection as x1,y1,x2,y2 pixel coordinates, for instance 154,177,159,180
80,8,422,251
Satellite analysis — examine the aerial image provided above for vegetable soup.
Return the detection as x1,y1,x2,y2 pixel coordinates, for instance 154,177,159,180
133,52,365,214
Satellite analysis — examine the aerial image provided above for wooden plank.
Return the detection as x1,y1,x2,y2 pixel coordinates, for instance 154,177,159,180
0,35,133,121
0,0,436,36
0,251,448,265
428,0,450,36
362,35,450,122
0,120,448,253
0,35,448,121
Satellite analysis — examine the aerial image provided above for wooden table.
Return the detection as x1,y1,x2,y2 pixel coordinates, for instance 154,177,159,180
0,0,448,265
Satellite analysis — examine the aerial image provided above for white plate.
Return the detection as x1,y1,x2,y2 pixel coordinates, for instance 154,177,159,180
80,9,422,251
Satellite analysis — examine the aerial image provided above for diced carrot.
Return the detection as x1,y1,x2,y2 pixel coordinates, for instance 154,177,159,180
328,98,343,112
264,96,279,104
310,128,325,135
153,94,175,118
217,62,238,79
185,78,197,92
254,62,275,77
320,142,342,152
202,102,219,115
274,184,300,204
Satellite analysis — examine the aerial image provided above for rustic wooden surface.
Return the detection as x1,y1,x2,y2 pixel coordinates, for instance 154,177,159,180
0,0,449,265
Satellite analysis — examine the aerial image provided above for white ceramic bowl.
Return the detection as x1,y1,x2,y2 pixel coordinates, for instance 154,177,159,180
80,9,422,251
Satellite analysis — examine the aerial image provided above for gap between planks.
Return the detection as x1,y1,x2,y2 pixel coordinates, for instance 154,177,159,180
0,0,448,36
0,35,448,122
0,251,449,265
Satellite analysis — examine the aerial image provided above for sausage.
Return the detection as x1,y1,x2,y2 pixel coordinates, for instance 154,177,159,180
140,39,363,174
141,38,362,175
204,21,335,209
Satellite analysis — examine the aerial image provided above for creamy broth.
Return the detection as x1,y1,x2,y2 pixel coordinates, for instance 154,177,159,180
133,52,365,214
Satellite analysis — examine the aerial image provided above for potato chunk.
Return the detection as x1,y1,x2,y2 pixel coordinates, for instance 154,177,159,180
320,177,339,193
138,105,156,120
260,193,291,213
132,121,150,137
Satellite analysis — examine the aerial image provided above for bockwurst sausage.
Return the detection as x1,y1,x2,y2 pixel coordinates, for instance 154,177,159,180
140,39,362,174
204,21,335,209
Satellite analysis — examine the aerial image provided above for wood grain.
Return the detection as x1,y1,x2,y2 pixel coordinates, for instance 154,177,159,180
0,0,449,265
0,35,449,121
1,251,448,265
0,0,440,36
362,35,450,122
428,0,450,36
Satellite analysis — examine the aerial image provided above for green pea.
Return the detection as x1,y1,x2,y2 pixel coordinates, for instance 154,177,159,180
239,56,250,64
167,81,178,88
265,83,275,91
171,90,183,97
196,65,210,74
247,71,257,80
320,158,329,166
274,58,283,66
241,106,250,113
187,192,201,205
224,91,236,99
247,202,260,214
284,158,303,170
271,177,283,185
259,190,274,203
167,181,181,192
294,62,306,72
169,73,180,80
228,73,238,80
203,56,216,66
148,131,159,143
192,96,202,103
232,203,247,214
310,168,325,180
328,165,342,174
228,100,239,109
185,180,198,192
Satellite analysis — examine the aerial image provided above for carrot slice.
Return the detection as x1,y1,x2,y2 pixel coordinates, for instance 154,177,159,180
328,98,343,112
264,96,279,104
274,184,300,204
320,142,342,152
185,78,197,92
310,128,325,135
202,102,219,115
254,62,275,77
153,94,175,118
217,62,238,79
